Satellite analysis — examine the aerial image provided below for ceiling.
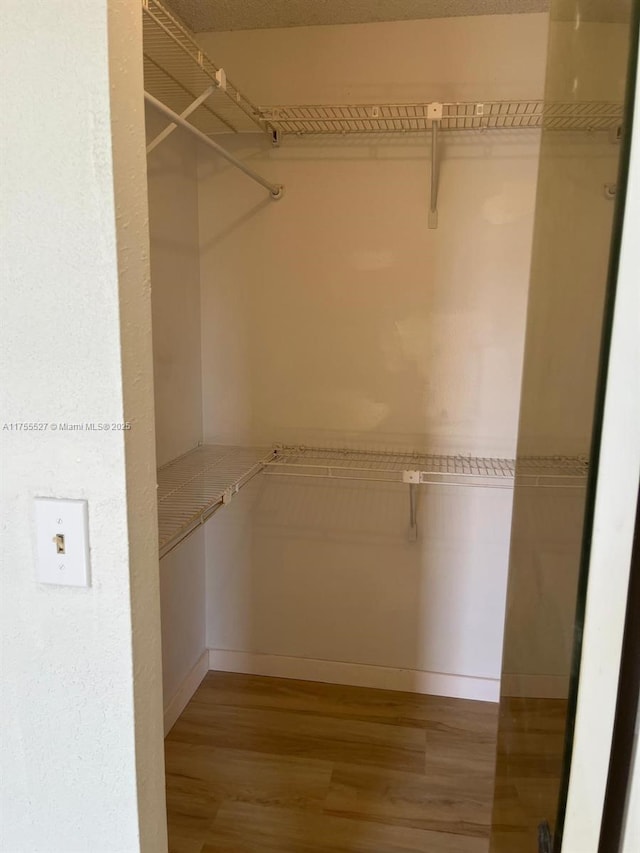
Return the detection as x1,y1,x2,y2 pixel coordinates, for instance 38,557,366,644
166,0,551,32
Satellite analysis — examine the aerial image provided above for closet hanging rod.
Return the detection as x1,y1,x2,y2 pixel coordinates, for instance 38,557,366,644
144,92,284,200
146,84,217,154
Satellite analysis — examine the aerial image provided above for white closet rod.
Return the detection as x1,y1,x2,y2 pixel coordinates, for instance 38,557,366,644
146,84,216,154
144,91,284,200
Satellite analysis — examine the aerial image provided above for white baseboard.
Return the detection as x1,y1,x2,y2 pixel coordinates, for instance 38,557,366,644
501,673,570,699
163,649,209,735
207,649,500,702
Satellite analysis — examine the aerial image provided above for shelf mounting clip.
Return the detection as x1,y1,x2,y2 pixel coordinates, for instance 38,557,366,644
428,102,443,229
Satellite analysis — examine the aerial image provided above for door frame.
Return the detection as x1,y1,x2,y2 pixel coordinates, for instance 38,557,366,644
558,13,640,849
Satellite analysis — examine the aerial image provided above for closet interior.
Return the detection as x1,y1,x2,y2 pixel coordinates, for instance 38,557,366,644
141,0,625,849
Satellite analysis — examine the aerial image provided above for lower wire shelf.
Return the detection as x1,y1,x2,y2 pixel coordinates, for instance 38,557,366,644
156,443,589,555
265,446,589,488
157,444,274,557
265,446,516,488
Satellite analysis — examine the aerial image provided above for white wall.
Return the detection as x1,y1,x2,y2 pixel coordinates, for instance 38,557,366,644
159,530,206,725
0,2,166,851
206,477,513,699
193,13,548,698
146,109,202,467
198,14,547,456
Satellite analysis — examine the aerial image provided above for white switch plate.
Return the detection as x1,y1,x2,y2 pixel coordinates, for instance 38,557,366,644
34,498,91,587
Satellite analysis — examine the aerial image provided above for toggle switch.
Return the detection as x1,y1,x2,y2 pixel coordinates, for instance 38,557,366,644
35,498,91,587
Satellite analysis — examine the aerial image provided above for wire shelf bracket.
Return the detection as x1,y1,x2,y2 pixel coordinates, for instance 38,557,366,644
428,103,442,228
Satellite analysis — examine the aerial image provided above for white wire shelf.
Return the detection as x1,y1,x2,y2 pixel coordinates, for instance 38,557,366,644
263,446,589,489
264,446,514,488
142,0,622,142
142,0,268,136
157,444,274,557
259,101,623,135
156,444,589,554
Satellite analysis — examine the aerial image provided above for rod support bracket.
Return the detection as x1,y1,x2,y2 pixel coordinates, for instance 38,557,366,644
271,185,285,201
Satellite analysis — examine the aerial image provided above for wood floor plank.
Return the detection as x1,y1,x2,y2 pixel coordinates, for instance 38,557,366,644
165,672,499,853
165,771,219,853
169,702,426,772
195,671,498,731
201,802,489,853
165,741,333,812
325,762,493,838
167,834,205,853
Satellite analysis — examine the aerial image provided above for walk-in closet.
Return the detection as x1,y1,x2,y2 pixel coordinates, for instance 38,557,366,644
141,1,634,850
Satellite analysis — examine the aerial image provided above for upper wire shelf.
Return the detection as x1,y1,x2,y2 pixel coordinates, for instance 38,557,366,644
259,101,623,135
142,0,268,135
142,2,622,140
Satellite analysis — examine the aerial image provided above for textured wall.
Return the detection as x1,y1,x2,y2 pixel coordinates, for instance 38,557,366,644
0,2,166,850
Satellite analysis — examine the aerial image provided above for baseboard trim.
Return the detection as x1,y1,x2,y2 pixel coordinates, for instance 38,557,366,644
207,649,500,702
501,673,570,699
163,649,209,735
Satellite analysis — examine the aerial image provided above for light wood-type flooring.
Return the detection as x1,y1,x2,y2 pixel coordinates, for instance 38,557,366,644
165,672,500,853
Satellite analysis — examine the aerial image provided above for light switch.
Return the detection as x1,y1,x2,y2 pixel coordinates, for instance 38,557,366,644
35,498,91,587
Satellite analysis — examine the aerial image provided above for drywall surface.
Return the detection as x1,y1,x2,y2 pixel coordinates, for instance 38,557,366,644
146,108,203,467
198,14,547,455
192,13,546,695
200,13,548,105
159,530,206,708
206,478,513,693
0,2,166,851
173,0,550,33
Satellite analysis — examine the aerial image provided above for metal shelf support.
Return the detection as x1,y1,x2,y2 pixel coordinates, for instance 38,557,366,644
427,103,443,229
